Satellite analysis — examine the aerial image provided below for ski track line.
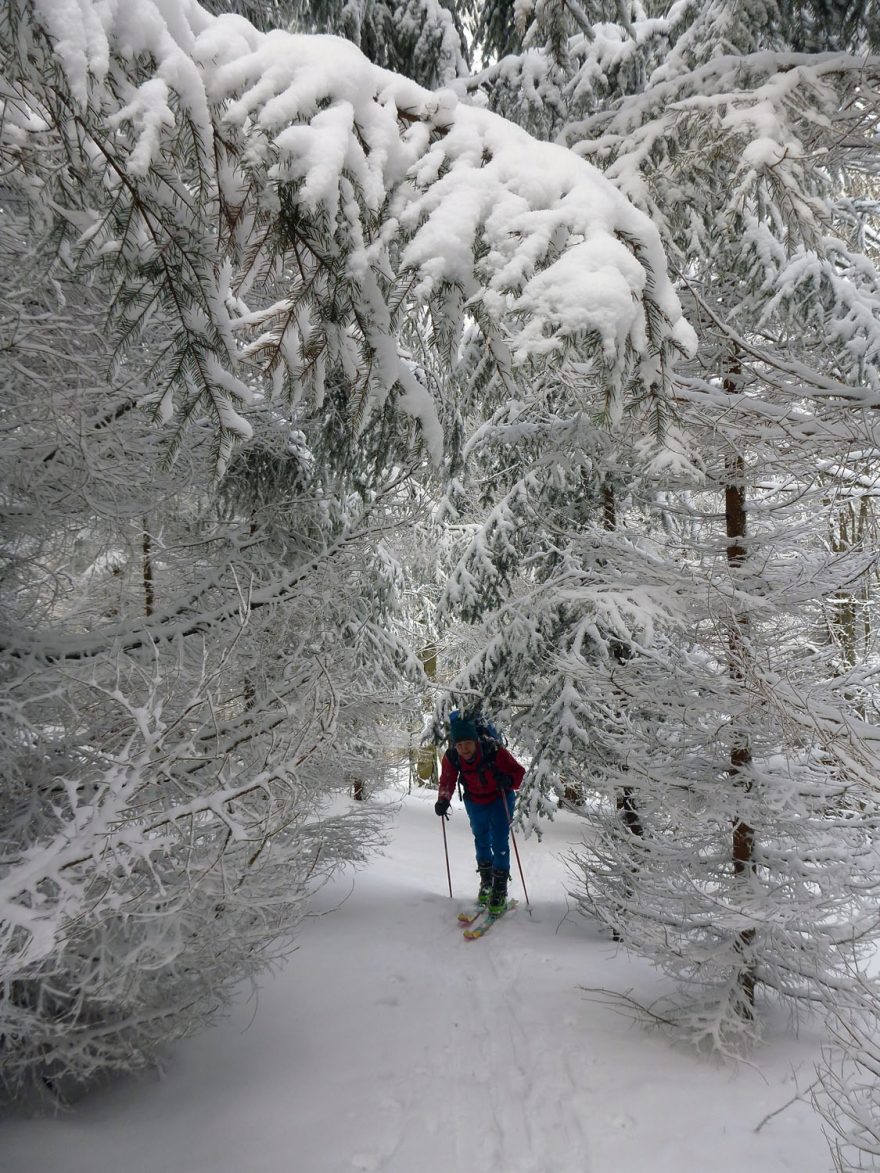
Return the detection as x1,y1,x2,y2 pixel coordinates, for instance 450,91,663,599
494,918,592,1173
492,940,592,1173
352,913,516,1173
443,911,593,1173
445,942,514,1173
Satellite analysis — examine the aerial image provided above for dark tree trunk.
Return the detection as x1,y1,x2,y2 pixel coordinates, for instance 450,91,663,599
724,356,756,1012
605,482,644,940
616,787,644,837
142,519,154,618
605,483,643,838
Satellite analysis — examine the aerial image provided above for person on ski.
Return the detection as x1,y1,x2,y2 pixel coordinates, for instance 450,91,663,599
434,716,525,915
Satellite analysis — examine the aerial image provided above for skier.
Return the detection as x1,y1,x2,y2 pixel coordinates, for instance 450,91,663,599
434,716,525,914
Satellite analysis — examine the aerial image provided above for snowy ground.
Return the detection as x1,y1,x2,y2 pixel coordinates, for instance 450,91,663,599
3,784,832,1173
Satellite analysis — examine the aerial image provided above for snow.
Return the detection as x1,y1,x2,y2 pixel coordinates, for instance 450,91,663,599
3,784,831,1173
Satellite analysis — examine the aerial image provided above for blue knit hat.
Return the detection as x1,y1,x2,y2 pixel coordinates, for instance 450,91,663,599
450,717,478,743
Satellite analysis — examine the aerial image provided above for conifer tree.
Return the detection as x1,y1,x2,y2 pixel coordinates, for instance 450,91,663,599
0,0,690,1093
210,0,471,87
433,0,880,1058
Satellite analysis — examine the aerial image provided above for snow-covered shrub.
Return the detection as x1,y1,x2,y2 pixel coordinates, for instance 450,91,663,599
0,233,408,1092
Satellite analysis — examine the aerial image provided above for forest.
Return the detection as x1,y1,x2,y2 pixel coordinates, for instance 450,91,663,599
2,1,880,1167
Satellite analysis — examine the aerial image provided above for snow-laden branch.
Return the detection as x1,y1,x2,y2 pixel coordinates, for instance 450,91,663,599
7,0,693,469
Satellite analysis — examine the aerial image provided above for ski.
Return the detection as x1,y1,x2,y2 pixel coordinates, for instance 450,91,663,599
463,899,517,940
457,905,489,925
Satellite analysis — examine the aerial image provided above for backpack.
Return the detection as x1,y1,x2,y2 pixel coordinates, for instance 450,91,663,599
447,709,511,800
448,708,506,746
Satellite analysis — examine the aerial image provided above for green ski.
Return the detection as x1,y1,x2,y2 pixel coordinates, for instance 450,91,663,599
463,899,518,939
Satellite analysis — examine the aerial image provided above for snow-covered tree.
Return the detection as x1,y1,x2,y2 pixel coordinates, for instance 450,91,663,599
815,974,880,1172
205,0,470,89
293,0,470,87
565,0,880,1037
0,0,692,1094
428,0,880,1059
0,223,420,1093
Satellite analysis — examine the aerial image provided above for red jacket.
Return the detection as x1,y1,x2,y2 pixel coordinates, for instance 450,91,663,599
439,742,525,805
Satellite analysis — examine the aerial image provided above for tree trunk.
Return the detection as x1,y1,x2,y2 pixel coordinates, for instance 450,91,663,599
604,483,643,836
616,787,644,836
605,482,644,939
828,496,872,673
724,356,756,1012
415,641,439,785
142,519,154,618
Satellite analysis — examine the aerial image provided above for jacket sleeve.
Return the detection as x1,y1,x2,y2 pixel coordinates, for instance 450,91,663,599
438,753,458,802
496,746,525,790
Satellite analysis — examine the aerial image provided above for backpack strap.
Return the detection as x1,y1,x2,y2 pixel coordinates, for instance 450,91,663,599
447,745,462,800
450,737,506,800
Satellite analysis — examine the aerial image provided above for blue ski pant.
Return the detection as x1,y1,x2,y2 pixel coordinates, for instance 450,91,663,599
464,791,516,874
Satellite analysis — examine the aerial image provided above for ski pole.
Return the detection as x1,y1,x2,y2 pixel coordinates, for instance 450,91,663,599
502,789,530,908
441,812,453,897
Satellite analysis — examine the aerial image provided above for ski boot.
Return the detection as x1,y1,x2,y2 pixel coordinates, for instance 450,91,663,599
488,868,509,916
476,860,493,906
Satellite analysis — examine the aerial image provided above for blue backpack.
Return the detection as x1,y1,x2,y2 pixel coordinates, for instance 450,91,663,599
447,709,510,799
448,708,505,746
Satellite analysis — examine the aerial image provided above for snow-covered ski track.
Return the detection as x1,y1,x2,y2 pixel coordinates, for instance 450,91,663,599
2,789,832,1173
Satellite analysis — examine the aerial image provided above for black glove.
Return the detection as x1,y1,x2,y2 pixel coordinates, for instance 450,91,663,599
434,798,450,818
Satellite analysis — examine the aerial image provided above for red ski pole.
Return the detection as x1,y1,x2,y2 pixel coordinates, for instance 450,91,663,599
502,789,530,908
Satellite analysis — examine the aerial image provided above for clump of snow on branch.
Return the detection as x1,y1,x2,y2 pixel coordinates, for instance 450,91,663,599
16,0,692,467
